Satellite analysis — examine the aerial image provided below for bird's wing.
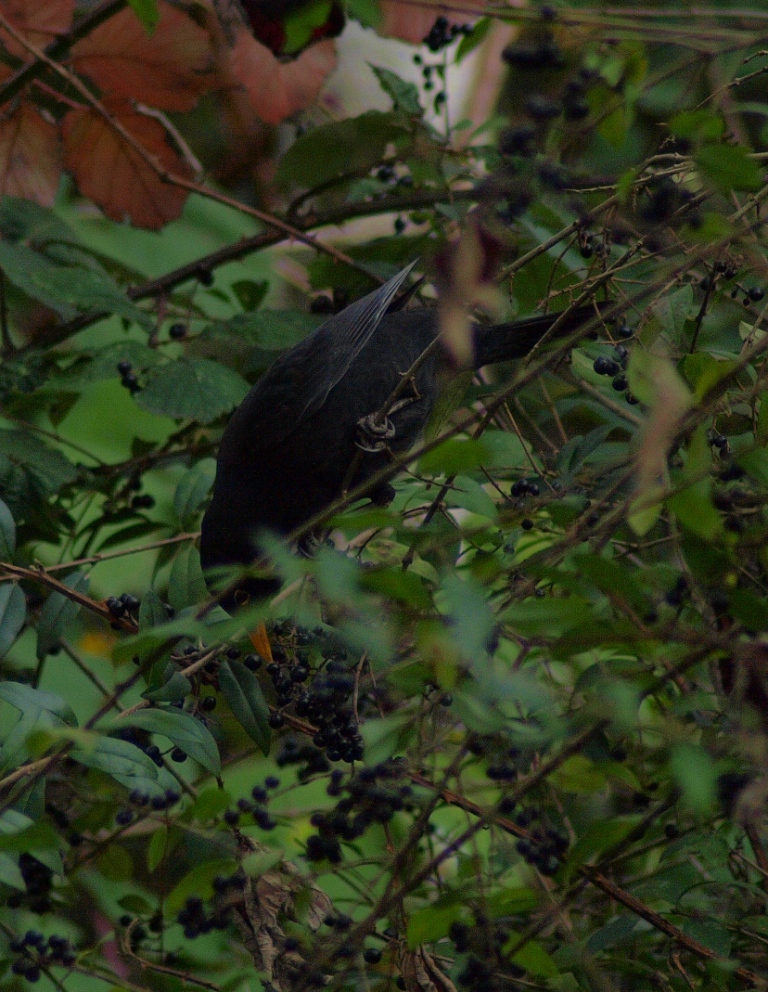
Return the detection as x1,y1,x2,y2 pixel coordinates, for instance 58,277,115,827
218,261,419,461
293,260,419,423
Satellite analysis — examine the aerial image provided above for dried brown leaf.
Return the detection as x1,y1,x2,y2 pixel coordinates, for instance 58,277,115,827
0,101,61,205
62,99,192,229
225,28,336,125
399,945,458,992
0,0,74,58
71,1,214,112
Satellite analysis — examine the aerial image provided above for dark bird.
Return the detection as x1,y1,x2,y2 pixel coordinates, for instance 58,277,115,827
200,263,599,604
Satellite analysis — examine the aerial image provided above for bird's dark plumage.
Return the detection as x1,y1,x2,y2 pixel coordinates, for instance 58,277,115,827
200,264,598,599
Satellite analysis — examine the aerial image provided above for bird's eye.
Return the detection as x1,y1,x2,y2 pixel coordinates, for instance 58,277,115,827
234,588,251,606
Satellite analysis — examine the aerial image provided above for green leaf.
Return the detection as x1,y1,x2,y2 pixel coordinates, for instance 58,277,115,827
360,568,432,610
184,787,232,823
126,0,159,31
118,709,221,775
137,358,249,423
456,17,491,61
695,143,762,193
347,0,381,28
202,310,320,351
0,429,77,497
174,460,216,526
37,570,89,660
139,589,169,631
98,844,134,881
0,681,76,726
565,816,642,876
70,735,159,790
501,596,594,638
277,111,411,189
142,670,191,703
147,823,182,871
0,583,25,658
219,661,271,755
0,239,150,326
441,572,494,660
450,690,506,734
669,743,717,814
726,589,768,634
681,353,739,401
508,938,559,978
419,438,489,475
550,754,606,794
667,480,722,540
0,497,16,558
168,546,209,611
669,109,725,143
283,0,332,53
407,902,461,947
643,285,693,347
370,65,423,116
231,279,268,312
0,853,24,889
56,341,160,388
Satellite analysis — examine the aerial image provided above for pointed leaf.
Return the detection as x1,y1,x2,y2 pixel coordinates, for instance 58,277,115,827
0,583,25,658
174,459,215,525
219,660,270,755
71,3,212,112
137,357,249,423
119,708,221,775
0,498,16,559
71,735,159,789
62,100,193,230
0,102,61,207
37,570,89,660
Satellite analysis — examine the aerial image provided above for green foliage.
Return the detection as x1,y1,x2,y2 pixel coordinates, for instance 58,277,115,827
2,6,768,992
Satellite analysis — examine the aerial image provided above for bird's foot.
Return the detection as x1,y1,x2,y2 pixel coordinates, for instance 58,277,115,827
355,413,396,452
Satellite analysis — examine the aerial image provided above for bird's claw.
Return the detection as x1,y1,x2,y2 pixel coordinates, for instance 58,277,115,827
355,413,396,452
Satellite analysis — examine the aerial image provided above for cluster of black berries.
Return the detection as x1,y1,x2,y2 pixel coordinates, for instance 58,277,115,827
5,854,53,914
306,761,412,864
106,592,139,626
117,359,140,394
449,915,525,991
260,630,365,765
115,785,181,826
176,895,231,939
276,736,331,779
593,344,637,404
510,478,540,499
513,807,568,876
9,931,75,983
222,778,279,830
502,36,564,71
168,322,187,340
423,15,473,52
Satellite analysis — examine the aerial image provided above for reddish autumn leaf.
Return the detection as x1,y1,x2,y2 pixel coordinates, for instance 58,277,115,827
0,101,61,206
225,28,336,125
0,0,74,58
62,100,193,230
378,0,484,44
70,1,214,112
